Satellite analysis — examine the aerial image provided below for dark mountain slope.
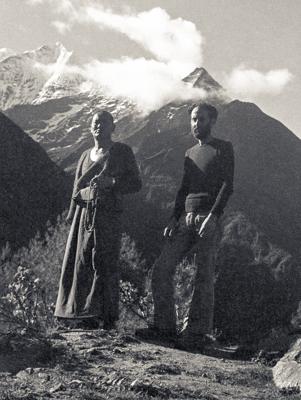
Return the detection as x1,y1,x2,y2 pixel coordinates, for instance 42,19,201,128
0,112,69,250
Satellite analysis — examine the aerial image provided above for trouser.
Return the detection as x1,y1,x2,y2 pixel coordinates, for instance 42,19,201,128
151,214,220,335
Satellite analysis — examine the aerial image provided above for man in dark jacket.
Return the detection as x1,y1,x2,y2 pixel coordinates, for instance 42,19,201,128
55,111,142,330
136,103,234,351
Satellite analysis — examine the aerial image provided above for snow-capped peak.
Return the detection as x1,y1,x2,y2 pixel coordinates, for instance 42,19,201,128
0,43,81,110
183,67,223,91
0,48,16,62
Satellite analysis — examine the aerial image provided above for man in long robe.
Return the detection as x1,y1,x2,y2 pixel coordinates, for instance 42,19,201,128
55,111,142,329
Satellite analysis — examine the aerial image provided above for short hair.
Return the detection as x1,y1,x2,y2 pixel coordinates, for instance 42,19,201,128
188,103,218,121
93,110,114,124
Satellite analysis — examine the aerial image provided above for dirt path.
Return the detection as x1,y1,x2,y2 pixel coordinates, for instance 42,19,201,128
0,329,298,399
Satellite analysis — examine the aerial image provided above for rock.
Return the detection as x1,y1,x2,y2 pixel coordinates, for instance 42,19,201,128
113,348,125,354
273,337,301,391
85,347,103,355
49,383,65,393
38,372,50,381
16,370,30,379
130,380,172,397
68,379,84,387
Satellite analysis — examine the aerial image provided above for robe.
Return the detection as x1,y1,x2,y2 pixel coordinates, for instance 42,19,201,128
54,142,142,322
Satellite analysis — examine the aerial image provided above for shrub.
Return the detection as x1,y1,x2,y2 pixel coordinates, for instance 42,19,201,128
0,214,148,333
0,265,54,334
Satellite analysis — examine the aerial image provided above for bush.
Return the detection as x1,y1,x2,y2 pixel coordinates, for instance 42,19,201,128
0,214,148,333
0,265,54,334
214,213,301,344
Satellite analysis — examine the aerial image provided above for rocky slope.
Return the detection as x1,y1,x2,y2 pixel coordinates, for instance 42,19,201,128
0,329,299,400
7,93,141,172
0,112,69,250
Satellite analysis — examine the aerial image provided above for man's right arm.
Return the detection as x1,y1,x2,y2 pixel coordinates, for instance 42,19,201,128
66,152,85,222
164,156,190,237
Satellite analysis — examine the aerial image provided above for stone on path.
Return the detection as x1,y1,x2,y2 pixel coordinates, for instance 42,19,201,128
273,336,301,391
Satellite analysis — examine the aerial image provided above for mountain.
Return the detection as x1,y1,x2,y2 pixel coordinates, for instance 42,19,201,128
183,67,223,92
0,43,84,110
0,112,69,250
5,67,224,171
0,48,16,62
4,61,301,256
6,93,141,172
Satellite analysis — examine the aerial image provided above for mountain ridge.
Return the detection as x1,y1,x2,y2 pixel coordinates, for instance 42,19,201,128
3,45,301,256
0,111,70,250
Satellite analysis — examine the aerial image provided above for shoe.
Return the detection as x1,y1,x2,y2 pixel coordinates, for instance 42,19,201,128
175,332,215,353
55,318,79,331
77,318,99,330
103,321,117,331
135,326,176,342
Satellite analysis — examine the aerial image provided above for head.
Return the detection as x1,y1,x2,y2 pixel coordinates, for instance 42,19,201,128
91,111,115,144
189,103,218,140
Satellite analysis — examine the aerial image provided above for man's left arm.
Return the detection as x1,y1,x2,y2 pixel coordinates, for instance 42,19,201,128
210,141,234,217
198,142,234,237
112,145,142,194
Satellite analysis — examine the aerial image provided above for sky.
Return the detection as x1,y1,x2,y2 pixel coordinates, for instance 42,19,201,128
0,0,300,136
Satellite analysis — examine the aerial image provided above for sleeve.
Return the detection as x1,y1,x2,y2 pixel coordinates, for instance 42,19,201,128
172,156,190,221
113,145,142,194
66,152,85,221
210,141,234,217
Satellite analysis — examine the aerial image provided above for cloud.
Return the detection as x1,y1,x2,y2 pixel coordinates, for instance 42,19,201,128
72,5,205,112
75,57,207,113
224,65,293,99
29,2,206,113
83,6,203,75
28,1,203,74
51,20,72,35
26,1,293,112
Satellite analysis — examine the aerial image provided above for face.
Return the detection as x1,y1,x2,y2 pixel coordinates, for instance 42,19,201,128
91,113,114,142
190,107,215,140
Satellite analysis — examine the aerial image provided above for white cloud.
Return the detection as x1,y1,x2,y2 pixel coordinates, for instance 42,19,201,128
83,6,203,75
224,65,293,99
51,20,72,35
26,1,293,112
29,2,206,113
75,57,207,113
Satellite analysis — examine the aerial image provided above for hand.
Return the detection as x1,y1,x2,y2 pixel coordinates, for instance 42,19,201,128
163,217,179,238
198,213,218,238
185,212,196,227
66,215,73,224
92,175,115,190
